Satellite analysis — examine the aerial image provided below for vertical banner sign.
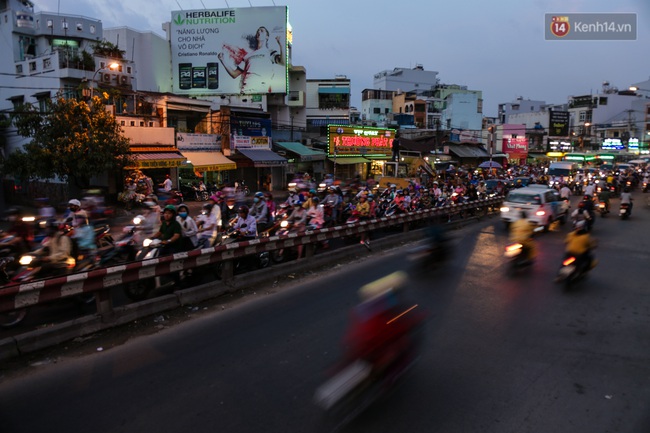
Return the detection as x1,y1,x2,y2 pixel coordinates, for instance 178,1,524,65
171,6,288,95
548,111,570,137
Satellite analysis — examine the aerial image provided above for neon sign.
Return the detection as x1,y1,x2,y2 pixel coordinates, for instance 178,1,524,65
327,125,395,157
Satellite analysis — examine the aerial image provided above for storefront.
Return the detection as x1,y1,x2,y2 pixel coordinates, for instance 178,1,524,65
327,125,395,181
231,148,287,192
125,147,187,191
274,141,326,180
176,132,236,187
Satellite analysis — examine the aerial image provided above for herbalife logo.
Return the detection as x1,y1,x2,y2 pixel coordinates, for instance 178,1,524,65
173,10,236,26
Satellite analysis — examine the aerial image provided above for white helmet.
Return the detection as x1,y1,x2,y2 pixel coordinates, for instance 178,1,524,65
68,199,81,207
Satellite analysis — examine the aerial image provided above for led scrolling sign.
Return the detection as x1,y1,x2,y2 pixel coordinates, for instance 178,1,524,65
328,126,395,157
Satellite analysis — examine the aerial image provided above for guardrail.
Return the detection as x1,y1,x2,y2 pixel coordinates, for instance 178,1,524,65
0,197,503,319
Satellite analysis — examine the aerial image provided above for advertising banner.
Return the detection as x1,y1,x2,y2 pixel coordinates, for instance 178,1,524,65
176,132,221,151
170,6,288,95
503,137,529,159
231,136,270,150
548,110,570,137
327,126,395,157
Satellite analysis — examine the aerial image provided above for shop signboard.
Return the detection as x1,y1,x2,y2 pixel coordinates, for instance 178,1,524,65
327,125,395,157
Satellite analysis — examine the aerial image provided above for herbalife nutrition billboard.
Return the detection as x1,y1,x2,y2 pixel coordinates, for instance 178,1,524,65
170,6,288,96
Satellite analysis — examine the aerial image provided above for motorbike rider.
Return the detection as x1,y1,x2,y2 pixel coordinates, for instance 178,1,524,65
342,272,426,381
208,193,223,231
391,189,407,213
65,199,86,227
37,221,76,275
232,205,258,241
323,187,341,224
72,212,96,254
176,204,198,251
561,219,597,274
250,191,270,233
151,205,183,256
196,203,218,248
597,184,611,213
559,183,572,201
508,211,537,261
620,187,633,216
306,196,325,229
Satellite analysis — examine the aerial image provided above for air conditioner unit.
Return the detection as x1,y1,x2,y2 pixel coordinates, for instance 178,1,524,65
102,73,111,83
120,75,129,85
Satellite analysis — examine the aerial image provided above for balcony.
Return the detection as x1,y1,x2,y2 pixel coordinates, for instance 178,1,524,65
286,90,305,107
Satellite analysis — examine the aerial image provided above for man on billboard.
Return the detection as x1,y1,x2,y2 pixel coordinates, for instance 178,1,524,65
217,26,285,94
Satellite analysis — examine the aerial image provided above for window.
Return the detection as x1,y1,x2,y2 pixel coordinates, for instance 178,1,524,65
599,97,608,105
512,104,520,110
29,62,36,72
43,58,51,69
127,66,132,74
16,64,23,74
76,23,83,31
121,120,126,126
139,121,144,126
385,108,390,114
89,25,96,34
579,111,586,122
373,107,380,114
130,121,135,126
10,96,24,111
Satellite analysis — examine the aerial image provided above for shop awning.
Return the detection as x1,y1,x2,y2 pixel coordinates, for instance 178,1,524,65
328,156,370,165
181,151,236,171
126,152,186,169
446,144,490,158
275,142,326,161
237,149,287,167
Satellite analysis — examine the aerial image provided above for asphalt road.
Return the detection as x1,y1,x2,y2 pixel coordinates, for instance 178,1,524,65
1,197,649,433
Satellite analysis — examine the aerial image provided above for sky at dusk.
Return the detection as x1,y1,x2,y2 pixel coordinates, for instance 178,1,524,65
35,0,650,117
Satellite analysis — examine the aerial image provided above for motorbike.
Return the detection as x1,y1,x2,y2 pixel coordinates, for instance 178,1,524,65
407,227,452,272
123,238,181,300
503,226,543,273
214,226,270,279
598,201,609,217
313,273,426,430
555,251,595,290
619,202,631,220
0,257,28,328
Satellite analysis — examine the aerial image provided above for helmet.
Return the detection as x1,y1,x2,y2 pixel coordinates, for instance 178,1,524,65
163,204,177,214
312,196,320,203
143,201,157,209
368,194,375,199
254,191,264,198
390,184,397,189
210,194,220,202
177,204,189,213
238,205,249,215
396,189,404,195
202,202,213,210
575,220,586,230
309,189,316,194
68,199,81,207
294,200,304,207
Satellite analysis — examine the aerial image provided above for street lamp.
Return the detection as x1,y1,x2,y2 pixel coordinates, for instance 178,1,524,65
83,63,119,99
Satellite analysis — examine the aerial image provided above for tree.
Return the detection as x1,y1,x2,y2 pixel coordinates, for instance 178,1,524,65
5,95,134,191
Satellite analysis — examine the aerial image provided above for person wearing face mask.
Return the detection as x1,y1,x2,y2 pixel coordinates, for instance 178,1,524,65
284,188,300,206
176,204,198,251
250,191,270,233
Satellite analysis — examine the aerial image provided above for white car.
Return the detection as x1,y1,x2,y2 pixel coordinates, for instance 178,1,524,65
500,186,569,230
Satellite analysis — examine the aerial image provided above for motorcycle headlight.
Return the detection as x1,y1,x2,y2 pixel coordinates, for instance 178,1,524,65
19,255,35,266
143,238,153,247
21,216,36,222
280,220,289,228
133,216,144,225
500,206,510,212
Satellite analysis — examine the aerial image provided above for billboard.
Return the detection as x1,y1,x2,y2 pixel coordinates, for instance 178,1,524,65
548,110,570,137
327,125,395,157
171,6,288,95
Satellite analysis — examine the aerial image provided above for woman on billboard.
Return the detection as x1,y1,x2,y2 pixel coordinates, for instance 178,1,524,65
218,26,285,94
